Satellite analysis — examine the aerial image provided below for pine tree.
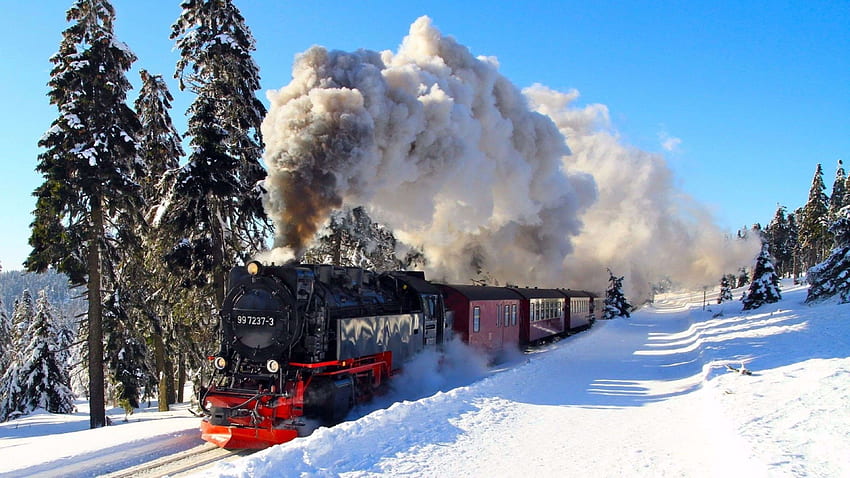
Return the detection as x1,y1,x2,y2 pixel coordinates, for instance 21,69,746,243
9,290,36,348
798,164,832,271
829,160,846,216
736,267,750,288
168,0,270,306
764,205,796,277
806,205,850,303
603,269,632,319
0,291,76,421
0,266,9,375
717,275,733,304
789,208,803,280
303,206,405,271
742,244,782,310
26,0,142,429
134,69,185,411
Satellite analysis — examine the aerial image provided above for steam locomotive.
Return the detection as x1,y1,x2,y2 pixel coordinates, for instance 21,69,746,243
199,261,596,449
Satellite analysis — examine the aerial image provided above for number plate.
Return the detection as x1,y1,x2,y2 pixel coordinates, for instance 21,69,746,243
234,315,276,327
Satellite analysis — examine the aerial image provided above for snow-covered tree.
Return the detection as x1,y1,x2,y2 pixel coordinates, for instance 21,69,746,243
764,205,797,277
135,70,184,207
717,275,733,304
603,269,631,319
303,206,405,271
26,0,142,429
0,291,75,421
806,205,850,303
742,244,782,310
829,159,846,216
103,288,154,415
134,69,185,411
0,269,9,374
798,164,832,271
167,0,270,306
736,267,750,288
9,290,36,348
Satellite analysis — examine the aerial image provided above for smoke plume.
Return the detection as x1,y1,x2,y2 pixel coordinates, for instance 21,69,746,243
262,16,596,285
524,86,760,298
261,16,760,300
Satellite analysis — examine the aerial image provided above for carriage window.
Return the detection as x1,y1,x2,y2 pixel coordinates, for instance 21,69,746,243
473,306,480,333
512,304,517,325
504,305,510,326
496,305,501,327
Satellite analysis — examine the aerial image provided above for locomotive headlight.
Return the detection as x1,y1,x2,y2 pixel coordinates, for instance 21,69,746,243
213,356,227,370
266,359,280,373
246,260,262,275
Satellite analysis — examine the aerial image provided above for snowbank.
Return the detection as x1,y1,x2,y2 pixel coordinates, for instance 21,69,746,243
1,280,848,477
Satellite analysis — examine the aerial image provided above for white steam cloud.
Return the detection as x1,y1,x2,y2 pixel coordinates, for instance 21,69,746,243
524,86,760,299
261,16,595,286
260,16,760,300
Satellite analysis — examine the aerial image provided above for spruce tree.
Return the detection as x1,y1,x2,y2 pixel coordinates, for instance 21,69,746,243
134,70,185,411
806,205,850,303
303,206,405,271
168,0,270,306
742,244,782,310
9,289,36,347
717,276,733,304
798,164,832,271
736,267,750,288
26,0,142,429
0,267,9,377
603,269,632,319
829,159,846,216
0,291,76,421
764,205,795,277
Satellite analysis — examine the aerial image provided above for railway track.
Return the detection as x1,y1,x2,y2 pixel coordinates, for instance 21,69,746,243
101,443,254,478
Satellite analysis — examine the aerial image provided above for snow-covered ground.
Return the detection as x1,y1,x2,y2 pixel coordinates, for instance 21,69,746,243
2,280,848,477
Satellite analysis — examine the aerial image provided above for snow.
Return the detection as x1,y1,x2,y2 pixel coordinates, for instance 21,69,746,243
1,280,848,477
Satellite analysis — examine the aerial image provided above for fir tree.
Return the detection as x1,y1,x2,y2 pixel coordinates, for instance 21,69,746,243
0,268,9,375
603,269,632,319
798,163,832,271
168,0,270,306
829,159,846,216
303,206,405,271
764,205,796,277
736,267,750,288
806,205,850,303
9,289,36,347
135,70,184,207
1,292,75,420
26,0,142,429
717,275,733,304
742,244,782,310
134,69,185,411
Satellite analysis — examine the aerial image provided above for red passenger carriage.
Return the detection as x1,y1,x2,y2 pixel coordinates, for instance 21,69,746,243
508,288,568,344
438,284,521,358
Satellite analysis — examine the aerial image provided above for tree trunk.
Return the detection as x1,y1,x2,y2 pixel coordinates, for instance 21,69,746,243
152,327,169,412
177,355,186,403
88,194,106,429
165,358,176,405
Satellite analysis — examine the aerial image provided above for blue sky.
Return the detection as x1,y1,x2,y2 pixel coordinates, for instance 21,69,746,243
1,0,847,270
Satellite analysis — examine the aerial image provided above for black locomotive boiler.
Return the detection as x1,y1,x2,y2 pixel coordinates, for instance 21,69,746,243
199,261,450,449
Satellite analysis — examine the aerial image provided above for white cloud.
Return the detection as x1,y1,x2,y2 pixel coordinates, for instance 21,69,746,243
658,129,682,153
